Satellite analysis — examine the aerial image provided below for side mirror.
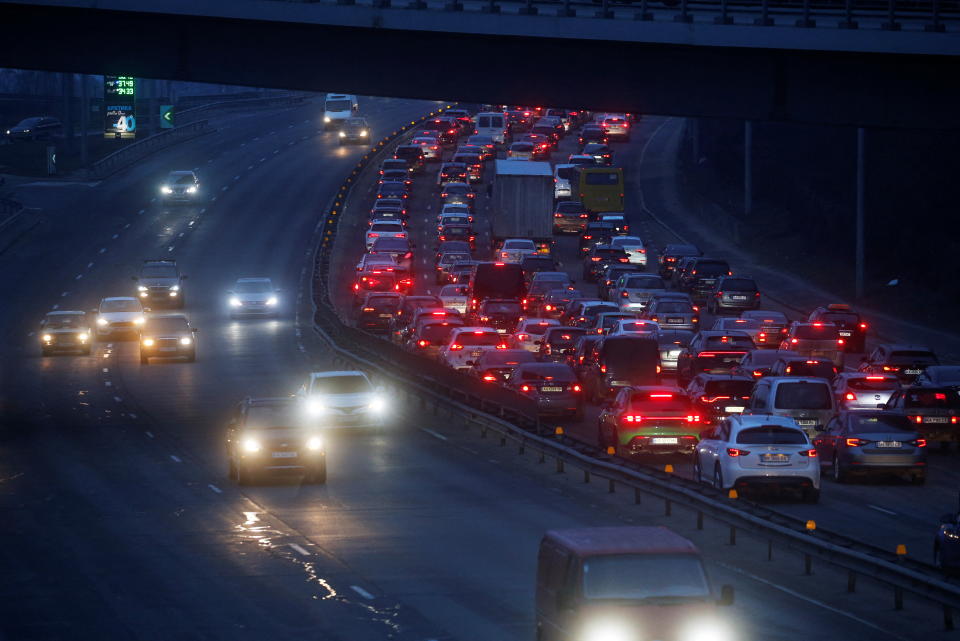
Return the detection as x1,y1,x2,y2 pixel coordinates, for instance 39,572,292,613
941,514,957,525
717,585,735,606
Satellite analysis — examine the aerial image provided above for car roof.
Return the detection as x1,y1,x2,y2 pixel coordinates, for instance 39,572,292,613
101,296,138,302
237,277,271,283
309,370,368,380
168,170,195,177
545,526,699,558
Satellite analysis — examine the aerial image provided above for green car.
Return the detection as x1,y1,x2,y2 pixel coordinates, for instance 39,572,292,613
597,386,705,456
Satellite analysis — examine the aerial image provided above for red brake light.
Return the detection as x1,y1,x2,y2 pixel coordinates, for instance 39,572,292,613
799,449,818,457
908,415,923,424
859,322,868,329
790,338,799,344
844,392,856,401
845,438,863,447
520,384,532,392
650,394,673,399
727,448,749,457
572,384,582,393
418,340,430,347
916,439,928,447
837,338,845,345
449,343,463,351
482,375,497,381
865,376,885,380
622,414,642,423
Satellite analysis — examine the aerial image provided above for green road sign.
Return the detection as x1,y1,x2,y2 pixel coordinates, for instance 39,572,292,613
160,105,174,129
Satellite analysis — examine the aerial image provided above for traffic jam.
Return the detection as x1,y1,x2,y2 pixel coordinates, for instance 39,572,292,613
347,105,959,509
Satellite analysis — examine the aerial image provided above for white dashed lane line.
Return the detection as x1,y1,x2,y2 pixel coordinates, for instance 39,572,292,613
868,504,897,516
145,431,154,438
170,455,182,463
99,247,106,253
350,586,375,600
208,484,223,494
289,543,310,556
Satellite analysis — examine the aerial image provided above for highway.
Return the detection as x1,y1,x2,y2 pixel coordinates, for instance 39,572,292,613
0,96,951,641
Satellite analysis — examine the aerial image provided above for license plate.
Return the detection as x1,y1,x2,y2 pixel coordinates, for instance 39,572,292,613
667,318,682,324
725,406,745,413
732,295,748,301
796,419,816,426
838,331,852,337
760,453,789,463
542,386,563,393
471,350,483,357
924,416,949,423
610,380,630,386
496,328,507,334
904,369,922,375
378,313,392,318
272,451,297,458
651,437,678,444
876,441,902,448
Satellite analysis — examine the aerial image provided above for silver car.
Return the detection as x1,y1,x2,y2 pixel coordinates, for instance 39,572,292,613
228,277,280,318
833,372,899,411
642,295,700,332
615,274,667,311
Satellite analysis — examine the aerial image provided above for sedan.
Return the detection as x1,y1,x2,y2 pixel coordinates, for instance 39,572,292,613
507,362,583,419
814,411,926,483
833,372,900,410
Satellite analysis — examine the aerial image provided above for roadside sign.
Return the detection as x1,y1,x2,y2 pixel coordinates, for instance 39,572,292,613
104,75,136,139
160,105,174,129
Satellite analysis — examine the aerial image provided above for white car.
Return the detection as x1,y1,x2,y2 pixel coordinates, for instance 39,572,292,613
228,277,279,317
438,284,469,314
366,220,407,250
512,318,560,352
609,319,660,337
553,164,575,200
413,136,441,161
615,274,668,311
438,327,506,370
297,370,386,429
95,297,145,338
693,414,821,502
498,238,537,263
610,236,647,266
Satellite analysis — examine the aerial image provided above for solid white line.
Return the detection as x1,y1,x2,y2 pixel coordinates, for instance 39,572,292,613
208,484,223,494
868,504,897,515
170,455,182,463
350,586,375,600
199,208,206,214
289,543,310,556
716,562,911,641
420,428,448,441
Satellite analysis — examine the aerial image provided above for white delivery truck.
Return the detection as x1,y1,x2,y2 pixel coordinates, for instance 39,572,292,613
323,94,359,130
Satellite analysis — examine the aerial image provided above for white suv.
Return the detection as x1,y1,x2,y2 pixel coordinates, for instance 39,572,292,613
439,327,506,370
694,414,821,502
297,371,386,429
553,164,575,200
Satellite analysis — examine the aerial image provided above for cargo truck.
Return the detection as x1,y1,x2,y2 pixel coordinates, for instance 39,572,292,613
491,160,554,251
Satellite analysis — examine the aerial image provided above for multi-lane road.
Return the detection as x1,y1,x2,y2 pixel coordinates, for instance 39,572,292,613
0,97,952,641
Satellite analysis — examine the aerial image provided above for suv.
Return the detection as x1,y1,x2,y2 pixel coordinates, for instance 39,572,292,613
808,303,868,352
858,344,940,384
780,322,844,367
393,145,425,173
553,164,575,200
338,117,370,145
709,276,760,314
746,377,836,436
297,371,386,429
226,397,326,485
139,314,197,364
135,259,186,308
658,243,701,279
39,310,92,356
159,170,200,204
679,258,732,301
685,373,755,421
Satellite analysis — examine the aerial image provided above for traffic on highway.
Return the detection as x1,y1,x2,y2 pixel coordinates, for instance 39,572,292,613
4,88,957,641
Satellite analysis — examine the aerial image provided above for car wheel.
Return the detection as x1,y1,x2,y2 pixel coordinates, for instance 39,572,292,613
713,465,724,490
140,354,149,365
803,487,821,503
693,455,703,483
832,454,848,483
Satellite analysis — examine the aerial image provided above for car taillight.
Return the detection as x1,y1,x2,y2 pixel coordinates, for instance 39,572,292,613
699,396,730,403
600,365,607,373
883,365,900,372
579,214,589,219
907,414,923,423
686,415,701,423
837,338,845,345
845,438,864,447
798,449,818,457
845,392,856,401
621,291,629,298
572,384,582,393
418,340,430,347
361,307,375,312
449,344,463,351
752,369,763,377
554,213,563,218
727,448,749,457
544,305,553,311
790,338,799,344
716,291,724,298
859,322,868,329
622,415,642,423
482,375,497,381
914,439,928,447
496,343,508,349
520,384,532,393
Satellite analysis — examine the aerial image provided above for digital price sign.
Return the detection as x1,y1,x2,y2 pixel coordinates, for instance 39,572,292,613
104,75,136,139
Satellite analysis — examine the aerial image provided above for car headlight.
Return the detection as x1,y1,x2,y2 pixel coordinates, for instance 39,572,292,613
161,186,172,194
41,334,52,342
368,397,386,413
229,297,242,308
323,116,331,123
679,619,733,641
142,338,154,347
266,297,278,306
305,398,325,416
171,285,179,292
582,619,635,641
169,291,178,297
242,437,261,453
306,436,323,451
186,186,197,194
338,131,346,137
180,337,192,346
360,130,368,137
134,316,145,325
97,317,108,326
78,333,89,341
138,285,147,292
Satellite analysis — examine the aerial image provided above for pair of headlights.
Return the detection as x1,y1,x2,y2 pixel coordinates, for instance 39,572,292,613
242,435,323,453
338,130,367,137
160,186,197,194
305,396,385,416
230,296,278,307
42,333,88,342
142,337,191,347
97,316,144,326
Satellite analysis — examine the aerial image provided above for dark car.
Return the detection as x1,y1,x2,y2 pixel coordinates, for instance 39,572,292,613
658,243,701,279
391,295,443,342
378,169,411,187
570,301,620,329
709,276,761,315
370,237,414,273
685,373,756,421
392,146,424,173
356,292,402,334
507,362,583,419
6,115,62,141
808,303,868,352
814,411,926,483
731,349,798,379
469,349,538,383
469,262,525,312
768,355,839,382
859,344,940,384
408,319,464,358
520,255,559,284
437,163,468,188
435,251,472,284
916,366,960,388
226,397,326,485
740,310,791,348
578,125,608,149
39,310,92,356
570,334,603,376
679,258,732,301
583,335,661,403
883,386,960,445
135,259,186,309
541,289,583,321
642,296,700,332
476,299,523,334
437,224,475,248
582,142,613,166
376,182,409,201
582,245,630,282
676,331,756,387
538,327,588,363
553,201,589,234
579,221,617,255
139,314,197,364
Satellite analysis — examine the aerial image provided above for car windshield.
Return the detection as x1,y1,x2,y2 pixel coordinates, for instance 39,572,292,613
311,376,370,394
170,174,194,184
145,317,189,333
903,389,960,409
245,404,299,429
774,382,833,410
235,280,271,293
656,302,694,314
847,377,899,391
849,415,913,433
582,555,711,601
794,325,839,339
326,100,352,111
723,319,761,330
101,299,140,312
45,314,84,328
736,426,807,444
141,265,177,278
704,380,755,396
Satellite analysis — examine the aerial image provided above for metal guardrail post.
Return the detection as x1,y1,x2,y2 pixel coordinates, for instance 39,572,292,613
755,0,773,26
883,0,901,30
839,0,858,28
408,0,427,9
675,0,692,22
596,0,613,19
926,0,945,32
445,0,464,11
519,0,537,16
373,0,391,7
796,0,815,28
482,0,500,14
559,0,575,18
714,0,732,25
634,0,652,21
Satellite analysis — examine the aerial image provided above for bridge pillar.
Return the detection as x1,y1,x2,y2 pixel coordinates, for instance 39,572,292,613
743,120,753,217
855,127,865,299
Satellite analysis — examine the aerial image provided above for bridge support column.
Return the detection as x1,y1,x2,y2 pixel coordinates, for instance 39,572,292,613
62,72,73,156
743,120,753,217
80,74,88,166
855,127,865,299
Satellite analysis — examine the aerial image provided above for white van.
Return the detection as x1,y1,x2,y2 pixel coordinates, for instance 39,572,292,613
323,94,359,130
474,112,508,146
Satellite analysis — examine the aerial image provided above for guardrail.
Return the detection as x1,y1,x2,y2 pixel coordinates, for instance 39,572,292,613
177,93,310,125
308,106,960,628
88,120,213,180
278,0,959,32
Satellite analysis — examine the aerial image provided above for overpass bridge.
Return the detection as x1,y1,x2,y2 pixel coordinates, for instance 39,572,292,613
2,0,959,126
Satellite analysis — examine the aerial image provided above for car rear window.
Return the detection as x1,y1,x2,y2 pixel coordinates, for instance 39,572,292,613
736,426,807,445
585,172,619,185
515,364,575,381
774,382,833,410
784,361,837,378
693,261,729,275
794,325,840,339
656,302,694,314
628,392,690,412
481,301,521,315
821,312,859,325
624,277,664,289
849,414,912,433
456,332,502,346
556,167,575,180
903,389,960,409
545,328,586,345
704,380,755,396
420,323,458,343
847,377,899,391
370,223,402,231
703,335,754,350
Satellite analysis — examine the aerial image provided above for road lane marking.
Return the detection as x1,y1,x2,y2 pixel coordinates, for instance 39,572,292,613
168,246,174,252
102,368,108,373
289,543,310,556
27,331,34,337
199,208,206,214
74,274,82,280
87,262,94,269
233,175,240,181
420,428,448,441
868,504,897,515
129,413,137,419
221,185,228,192
113,396,122,403
104,381,112,387
716,561,911,641
60,292,67,297
111,233,119,239
170,455,182,463
123,223,130,229
99,247,106,253
138,209,145,215
350,586,374,600
51,304,59,310
208,484,223,494
145,431,154,438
